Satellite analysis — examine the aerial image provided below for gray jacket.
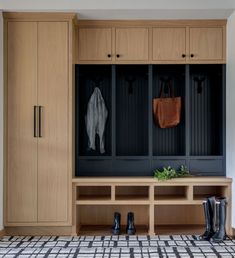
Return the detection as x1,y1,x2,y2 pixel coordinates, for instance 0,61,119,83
85,87,108,154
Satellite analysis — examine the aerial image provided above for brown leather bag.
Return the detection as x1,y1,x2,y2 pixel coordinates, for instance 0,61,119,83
153,82,181,128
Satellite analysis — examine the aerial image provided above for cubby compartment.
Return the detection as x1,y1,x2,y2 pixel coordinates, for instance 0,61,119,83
76,205,149,235
152,65,185,156
190,65,223,156
76,65,112,156
116,65,149,156
193,185,226,201
154,205,204,235
75,64,225,177
154,186,188,201
77,186,111,201
115,185,149,201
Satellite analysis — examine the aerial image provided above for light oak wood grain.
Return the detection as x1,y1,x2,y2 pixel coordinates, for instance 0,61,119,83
7,21,38,223
189,27,224,61
76,20,226,28
78,28,112,61
115,28,149,61
5,226,73,236
75,20,226,64
3,12,76,21
37,22,69,223
153,27,186,61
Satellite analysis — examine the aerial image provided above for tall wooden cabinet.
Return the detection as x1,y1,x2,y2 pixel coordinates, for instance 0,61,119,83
7,21,38,223
4,13,76,227
37,22,69,223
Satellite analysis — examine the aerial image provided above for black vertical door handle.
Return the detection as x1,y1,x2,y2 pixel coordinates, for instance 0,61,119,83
34,106,37,137
39,106,42,138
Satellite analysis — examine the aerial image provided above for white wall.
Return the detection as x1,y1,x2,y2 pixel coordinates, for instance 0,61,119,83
0,10,3,230
1,0,235,10
227,10,235,228
0,0,234,19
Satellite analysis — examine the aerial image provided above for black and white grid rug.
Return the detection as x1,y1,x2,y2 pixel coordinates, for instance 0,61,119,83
0,235,235,257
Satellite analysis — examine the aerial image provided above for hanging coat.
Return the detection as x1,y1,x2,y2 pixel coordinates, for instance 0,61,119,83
85,87,108,154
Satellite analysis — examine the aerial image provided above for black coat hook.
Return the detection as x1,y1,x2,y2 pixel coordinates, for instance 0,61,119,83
125,76,136,95
91,76,103,87
194,77,205,94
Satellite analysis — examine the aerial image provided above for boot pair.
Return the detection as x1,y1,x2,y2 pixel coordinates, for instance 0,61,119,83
200,196,227,242
112,212,136,235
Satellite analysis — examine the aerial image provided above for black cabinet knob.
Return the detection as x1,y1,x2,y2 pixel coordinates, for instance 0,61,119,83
116,54,120,58
182,54,186,58
107,54,111,58
190,54,194,58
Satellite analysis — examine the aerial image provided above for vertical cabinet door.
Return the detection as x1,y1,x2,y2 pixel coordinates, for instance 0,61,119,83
189,27,224,61
115,28,149,61
37,22,69,223
78,28,112,61
152,28,186,61
7,22,38,222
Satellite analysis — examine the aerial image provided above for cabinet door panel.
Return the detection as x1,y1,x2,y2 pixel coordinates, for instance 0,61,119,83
37,22,69,222
153,28,186,61
116,28,149,61
189,27,224,61
78,28,112,61
7,22,38,222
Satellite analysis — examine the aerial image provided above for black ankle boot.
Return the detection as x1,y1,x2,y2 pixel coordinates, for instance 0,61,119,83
126,212,136,235
112,212,121,235
211,198,227,242
199,197,216,241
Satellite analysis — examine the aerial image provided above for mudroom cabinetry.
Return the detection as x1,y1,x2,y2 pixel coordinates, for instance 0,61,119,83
4,13,76,227
3,14,230,237
77,20,226,64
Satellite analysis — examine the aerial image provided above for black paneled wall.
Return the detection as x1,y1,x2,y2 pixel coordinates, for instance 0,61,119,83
116,65,148,156
75,64,225,177
190,65,223,156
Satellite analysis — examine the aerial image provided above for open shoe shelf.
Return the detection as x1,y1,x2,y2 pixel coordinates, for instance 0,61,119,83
72,177,232,236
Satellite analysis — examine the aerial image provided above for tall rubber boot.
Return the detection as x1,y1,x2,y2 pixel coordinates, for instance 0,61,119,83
112,212,121,235
199,196,216,241
211,198,227,242
126,212,136,235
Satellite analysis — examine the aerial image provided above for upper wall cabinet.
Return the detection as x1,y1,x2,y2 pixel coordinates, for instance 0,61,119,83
189,27,224,62
115,28,149,61
76,21,226,64
78,28,112,61
152,27,186,62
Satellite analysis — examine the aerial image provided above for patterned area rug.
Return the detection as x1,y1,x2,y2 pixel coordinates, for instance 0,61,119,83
0,235,235,257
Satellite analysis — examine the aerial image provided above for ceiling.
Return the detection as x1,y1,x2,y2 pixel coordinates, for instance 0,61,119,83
0,0,235,19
